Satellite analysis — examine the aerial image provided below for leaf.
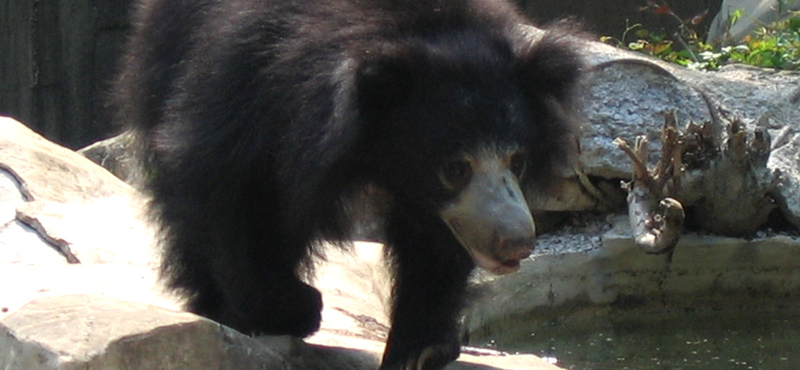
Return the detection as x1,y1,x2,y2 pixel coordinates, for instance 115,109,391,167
600,35,622,47
628,40,647,51
649,31,667,42
732,45,751,53
730,9,743,26
688,9,709,25
654,5,673,15
788,17,800,32
653,42,673,55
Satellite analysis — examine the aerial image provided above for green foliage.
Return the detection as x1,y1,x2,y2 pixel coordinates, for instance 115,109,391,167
602,7,800,71
726,16,800,70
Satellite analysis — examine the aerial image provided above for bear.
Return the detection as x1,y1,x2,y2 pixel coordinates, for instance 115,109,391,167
113,0,583,369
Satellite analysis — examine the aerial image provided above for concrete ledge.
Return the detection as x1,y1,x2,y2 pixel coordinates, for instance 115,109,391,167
465,217,800,338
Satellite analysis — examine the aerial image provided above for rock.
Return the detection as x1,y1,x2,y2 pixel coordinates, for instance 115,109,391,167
1,116,559,370
563,34,800,232
0,295,295,370
464,216,800,341
78,131,140,186
0,250,562,370
0,117,157,265
0,117,138,203
580,59,711,179
0,116,174,318
769,131,800,228
577,43,800,179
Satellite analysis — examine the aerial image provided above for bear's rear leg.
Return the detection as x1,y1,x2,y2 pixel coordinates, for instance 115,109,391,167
212,274,323,337
176,241,323,337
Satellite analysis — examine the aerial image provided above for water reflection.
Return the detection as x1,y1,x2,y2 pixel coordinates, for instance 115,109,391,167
488,309,800,369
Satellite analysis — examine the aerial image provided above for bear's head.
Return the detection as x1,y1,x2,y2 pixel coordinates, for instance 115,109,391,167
355,27,582,274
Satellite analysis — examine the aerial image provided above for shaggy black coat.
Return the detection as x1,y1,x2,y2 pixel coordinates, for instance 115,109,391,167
114,0,582,368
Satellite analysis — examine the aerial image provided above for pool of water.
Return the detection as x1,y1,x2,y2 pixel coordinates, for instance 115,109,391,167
485,309,800,370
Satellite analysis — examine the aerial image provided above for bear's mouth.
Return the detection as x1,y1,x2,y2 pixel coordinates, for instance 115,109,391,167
463,246,529,275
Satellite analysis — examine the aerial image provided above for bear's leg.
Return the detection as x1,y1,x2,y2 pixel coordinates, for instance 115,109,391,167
214,269,323,337
166,201,323,337
209,223,323,336
381,211,475,370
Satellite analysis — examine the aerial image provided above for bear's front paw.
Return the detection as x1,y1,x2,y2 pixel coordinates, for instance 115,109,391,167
381,342,461,370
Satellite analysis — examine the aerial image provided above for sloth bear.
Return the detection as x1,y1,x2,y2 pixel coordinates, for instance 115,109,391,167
114,0,582,368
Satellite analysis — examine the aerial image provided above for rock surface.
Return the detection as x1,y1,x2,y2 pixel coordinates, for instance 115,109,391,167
1,116,559,370
531,31,800,235
465,216,800,342
78,131,140,186
0,117,157,266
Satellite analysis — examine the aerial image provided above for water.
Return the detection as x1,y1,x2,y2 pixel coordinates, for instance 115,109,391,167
486,309,800,369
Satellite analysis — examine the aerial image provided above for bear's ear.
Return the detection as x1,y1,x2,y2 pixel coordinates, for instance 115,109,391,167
516,30,584,104
355,55,415,122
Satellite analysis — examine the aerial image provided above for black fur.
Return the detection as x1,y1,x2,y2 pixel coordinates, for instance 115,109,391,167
114,0,582,368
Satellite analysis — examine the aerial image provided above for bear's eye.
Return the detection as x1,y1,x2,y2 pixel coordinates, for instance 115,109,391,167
509,151,527,179
440,159,472,191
